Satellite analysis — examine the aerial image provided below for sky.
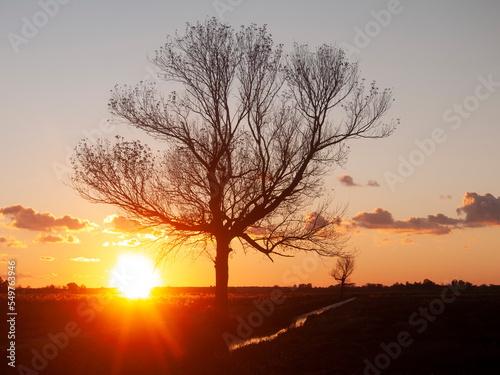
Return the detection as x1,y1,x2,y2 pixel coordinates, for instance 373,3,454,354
1,0,499,289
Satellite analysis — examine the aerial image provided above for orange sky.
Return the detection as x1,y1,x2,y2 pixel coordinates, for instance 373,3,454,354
1,1,499,288
1,190,499,288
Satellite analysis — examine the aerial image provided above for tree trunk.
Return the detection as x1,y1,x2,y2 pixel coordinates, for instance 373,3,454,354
214,238,230,314
340,280,345,300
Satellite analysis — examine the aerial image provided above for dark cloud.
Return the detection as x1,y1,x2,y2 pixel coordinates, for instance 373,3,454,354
457,192,500,227
427,213,462,226
0,237,6,243
0,205,93,232
304,212,332,231
338,174,380,188
337,174,359,187
351,208,458,235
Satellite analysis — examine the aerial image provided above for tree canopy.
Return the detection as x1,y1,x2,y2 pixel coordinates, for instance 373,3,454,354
71,18,396,310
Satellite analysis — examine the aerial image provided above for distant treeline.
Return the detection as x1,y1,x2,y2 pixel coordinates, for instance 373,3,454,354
1,278,499,294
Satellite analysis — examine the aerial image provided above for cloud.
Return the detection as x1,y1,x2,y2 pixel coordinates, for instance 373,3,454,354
0,271,32,278
0,205,94,232
440,195,452,200
397,237,415,245
42,273,58,278
457,192,500,227
34,233,79,244
245,226,269,236
18,272,33,278
102,239,140,247
103,214,143,234
349,192,500,237
373,235,391,246
427,213,462,226
338,174,359,187
40,256,55,261
337,174,380,187
0,235,26,248
351,208,458,235
117,238,140,247
70,257,100,262
304,212,332,231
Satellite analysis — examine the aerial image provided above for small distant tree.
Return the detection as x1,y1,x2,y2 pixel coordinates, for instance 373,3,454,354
66,282,79,292
330,254,356,300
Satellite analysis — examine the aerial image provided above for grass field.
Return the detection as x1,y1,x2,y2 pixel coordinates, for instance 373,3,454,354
2,288,499,374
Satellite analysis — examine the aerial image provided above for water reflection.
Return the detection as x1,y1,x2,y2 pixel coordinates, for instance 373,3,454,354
230,297,356,351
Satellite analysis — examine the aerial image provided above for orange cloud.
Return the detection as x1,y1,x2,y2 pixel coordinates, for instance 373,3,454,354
34,233,79,244
0,205,94,232
40,256,55,261
17,272,33,278
397,237,415,245
373,235,391,246
103,214,143,234
0,235,26,248
70,257,100,262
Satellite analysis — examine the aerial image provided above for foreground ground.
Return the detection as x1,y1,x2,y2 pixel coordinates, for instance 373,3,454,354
1,288,499,374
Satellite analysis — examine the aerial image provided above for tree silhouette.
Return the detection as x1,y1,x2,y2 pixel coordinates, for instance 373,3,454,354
70,18,395,312
330,254,356,300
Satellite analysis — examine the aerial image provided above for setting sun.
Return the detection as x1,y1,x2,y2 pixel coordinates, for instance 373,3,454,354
109,253,161,299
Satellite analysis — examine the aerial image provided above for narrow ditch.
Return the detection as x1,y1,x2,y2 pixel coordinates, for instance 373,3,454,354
230,297,357,351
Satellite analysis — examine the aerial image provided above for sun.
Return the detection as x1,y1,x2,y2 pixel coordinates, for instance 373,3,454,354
109,253,161,299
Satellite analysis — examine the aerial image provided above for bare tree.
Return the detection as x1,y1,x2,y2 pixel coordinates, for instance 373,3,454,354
70,19,395,312
330,254,356,300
